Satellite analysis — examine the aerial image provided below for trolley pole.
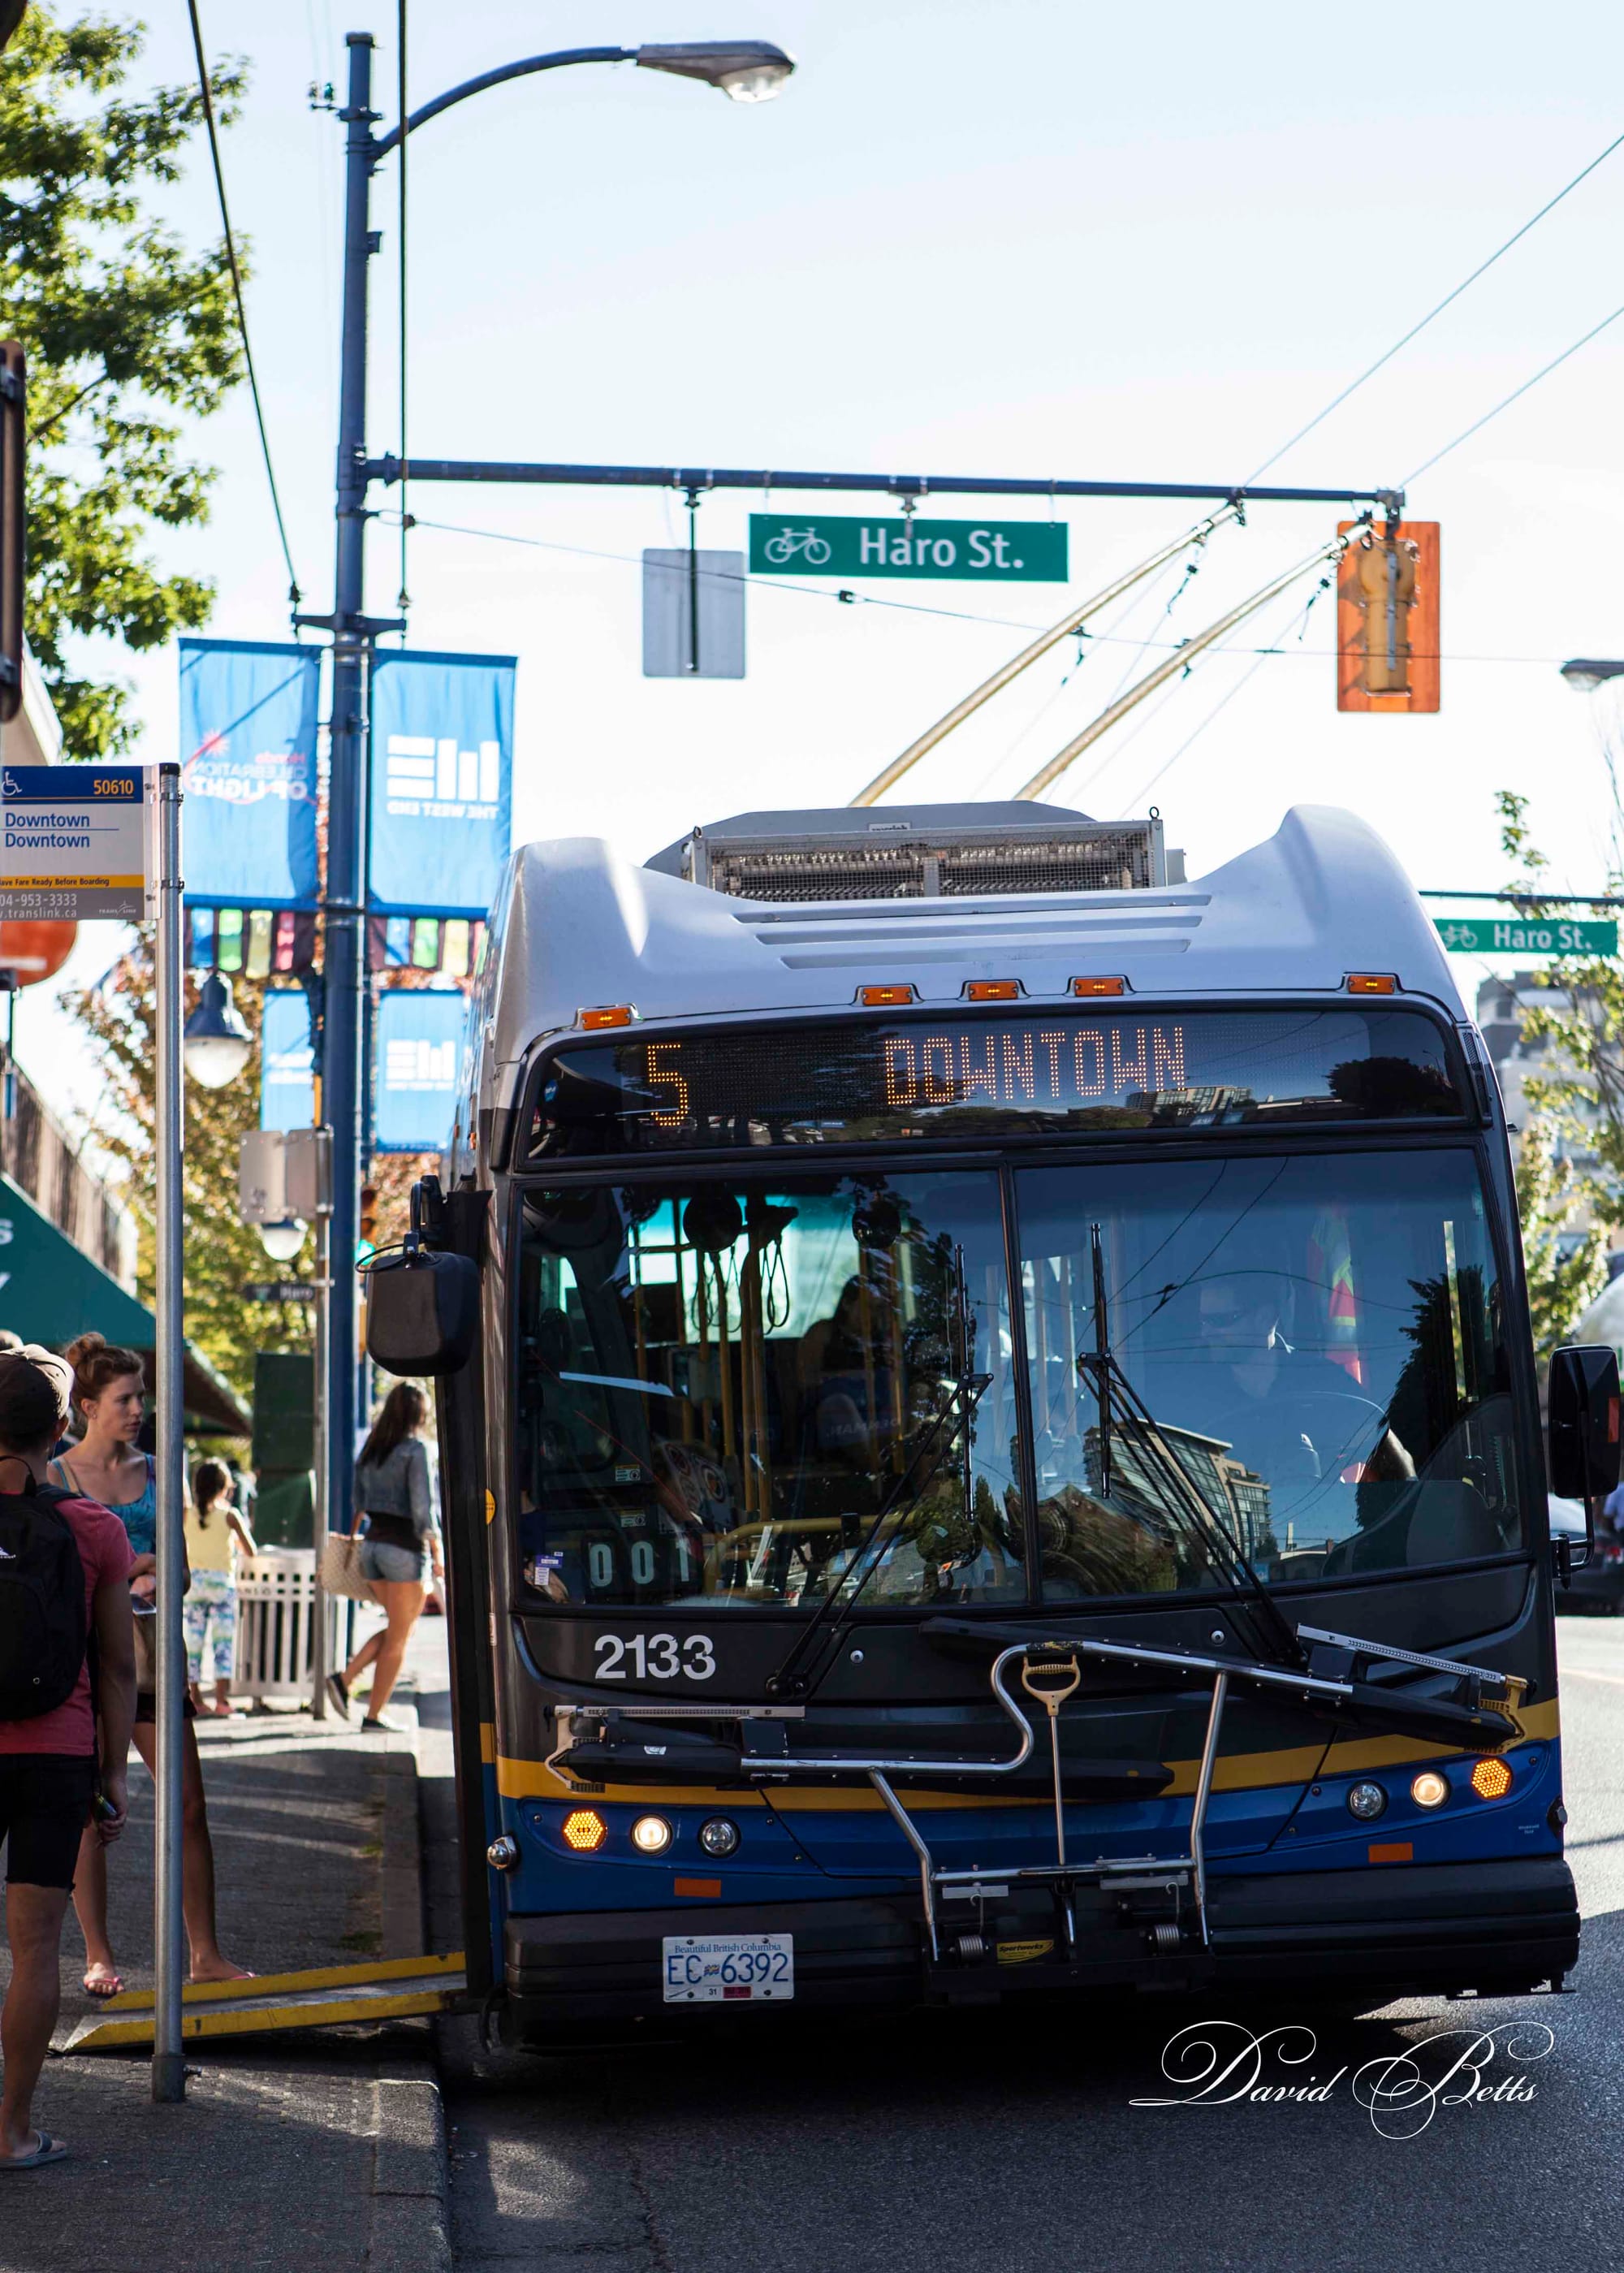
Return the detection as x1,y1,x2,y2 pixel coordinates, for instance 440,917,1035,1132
152,762,188,2105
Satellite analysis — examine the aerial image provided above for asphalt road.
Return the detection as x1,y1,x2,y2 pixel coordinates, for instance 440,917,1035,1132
419,1611,1624,2273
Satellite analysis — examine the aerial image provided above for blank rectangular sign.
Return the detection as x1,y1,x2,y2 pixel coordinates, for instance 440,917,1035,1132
642,550,745,679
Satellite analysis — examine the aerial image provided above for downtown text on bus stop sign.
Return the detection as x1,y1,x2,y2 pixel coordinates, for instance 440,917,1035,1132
0,765,151,920
1434,915,1618,957
749,513,1069,581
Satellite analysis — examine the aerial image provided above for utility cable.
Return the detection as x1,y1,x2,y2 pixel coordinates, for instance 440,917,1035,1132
395,0,409,635
1247,123,1624,482
1402,298,1624,483
185,0,303,610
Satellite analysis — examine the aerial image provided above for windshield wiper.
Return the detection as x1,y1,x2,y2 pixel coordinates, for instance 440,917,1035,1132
1075,1224,1306,1672
765,1368,992,1701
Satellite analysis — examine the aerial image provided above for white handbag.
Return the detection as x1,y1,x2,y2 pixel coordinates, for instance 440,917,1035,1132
318,1532,376,1602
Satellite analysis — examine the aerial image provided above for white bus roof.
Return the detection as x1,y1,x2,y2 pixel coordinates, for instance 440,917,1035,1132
477,804,1464,1117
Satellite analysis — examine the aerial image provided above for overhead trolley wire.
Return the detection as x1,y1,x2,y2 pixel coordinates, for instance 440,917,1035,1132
1402,297,1624,483
1246,122,1624,482
185,0,304,611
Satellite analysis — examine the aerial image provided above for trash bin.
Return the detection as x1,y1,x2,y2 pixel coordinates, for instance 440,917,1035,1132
234,1549,348,1705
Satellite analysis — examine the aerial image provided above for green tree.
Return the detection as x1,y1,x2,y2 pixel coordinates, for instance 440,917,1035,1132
1492,789,1615,1356
0,6,246,754
65,951,311,1400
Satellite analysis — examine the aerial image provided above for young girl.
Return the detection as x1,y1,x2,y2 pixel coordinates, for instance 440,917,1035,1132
328,1382,443,1732
185,1462,257,1717
52,1333,250,1998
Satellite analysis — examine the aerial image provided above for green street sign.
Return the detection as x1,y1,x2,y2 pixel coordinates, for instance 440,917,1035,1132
748,513,1069,582
1434,915,1618,957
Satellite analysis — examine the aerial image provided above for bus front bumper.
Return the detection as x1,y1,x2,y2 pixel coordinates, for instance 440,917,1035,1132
500,1854,1578,2038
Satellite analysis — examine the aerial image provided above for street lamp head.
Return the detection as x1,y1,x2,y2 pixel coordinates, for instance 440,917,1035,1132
1560,659,1624,694
258,1217,308,1264
183,972,253,1090
635,40,796,102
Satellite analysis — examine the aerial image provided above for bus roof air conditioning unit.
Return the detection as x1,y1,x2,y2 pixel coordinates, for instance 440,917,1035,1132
647,802,1177,904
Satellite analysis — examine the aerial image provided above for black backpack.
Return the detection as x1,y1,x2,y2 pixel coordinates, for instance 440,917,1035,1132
0,1482,89,1721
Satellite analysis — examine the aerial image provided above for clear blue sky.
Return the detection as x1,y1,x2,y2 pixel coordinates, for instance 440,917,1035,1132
23,0,1624,1096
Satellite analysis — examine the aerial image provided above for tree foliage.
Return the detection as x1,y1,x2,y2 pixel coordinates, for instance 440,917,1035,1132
0,6,246,754
1493,789,1616,1357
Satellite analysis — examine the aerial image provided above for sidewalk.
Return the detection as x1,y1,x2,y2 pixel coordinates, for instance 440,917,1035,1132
0,1647,449,2273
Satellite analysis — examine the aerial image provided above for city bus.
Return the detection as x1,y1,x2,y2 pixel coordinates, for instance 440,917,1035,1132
366,797,1619,2044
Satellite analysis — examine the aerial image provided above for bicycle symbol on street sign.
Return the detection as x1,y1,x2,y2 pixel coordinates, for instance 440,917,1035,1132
762,526,832,567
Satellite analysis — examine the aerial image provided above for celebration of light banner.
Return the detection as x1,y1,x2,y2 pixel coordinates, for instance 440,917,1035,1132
260,987,317,1132
179,638,322,909
373,987,467,1154
368,649,515,918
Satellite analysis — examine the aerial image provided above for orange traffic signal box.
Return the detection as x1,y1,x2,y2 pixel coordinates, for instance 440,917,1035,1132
1336,520,1440,714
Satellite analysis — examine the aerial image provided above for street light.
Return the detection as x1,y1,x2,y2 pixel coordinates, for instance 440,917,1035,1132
313,29,794,1551
258,1218,308,1264
1560,659,1624,692
182,972,253,1090
635,41,796,101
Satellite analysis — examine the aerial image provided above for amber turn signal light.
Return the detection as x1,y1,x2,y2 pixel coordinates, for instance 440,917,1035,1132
859,983,915,1007
1470,1757,1513,1801
1070,976,1127,998
1345,974,1397,996
965,979,1021,1002
577,1005,635,1031
562,1808,608,1852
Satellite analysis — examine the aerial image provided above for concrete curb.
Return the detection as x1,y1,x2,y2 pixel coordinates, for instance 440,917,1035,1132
367,1713,451,2273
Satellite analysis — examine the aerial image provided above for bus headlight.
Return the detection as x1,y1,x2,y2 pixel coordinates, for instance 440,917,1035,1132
632,1814,673,1854
1410,1770,1449,1810
1346,1781,1387,1821
699,1817,740,1858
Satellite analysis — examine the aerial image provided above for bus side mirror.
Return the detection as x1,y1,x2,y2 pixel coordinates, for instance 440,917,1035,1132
1548,1343,1622,1501
365,1248,478,1377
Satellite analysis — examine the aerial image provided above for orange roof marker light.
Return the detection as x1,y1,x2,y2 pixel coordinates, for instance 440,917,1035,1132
577,1005,637,1031
1345,974,1397,996
562,1808,608,1852
965,979,1021,1002
1070,975,1128,999
858,983,916,1008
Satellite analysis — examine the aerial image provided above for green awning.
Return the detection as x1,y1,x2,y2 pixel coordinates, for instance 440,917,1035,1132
0,1173,252,1437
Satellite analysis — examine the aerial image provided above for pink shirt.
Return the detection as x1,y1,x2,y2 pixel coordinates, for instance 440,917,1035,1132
0,1493,134,1758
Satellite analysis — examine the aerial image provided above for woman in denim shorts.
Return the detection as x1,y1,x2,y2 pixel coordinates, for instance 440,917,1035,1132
327,1383,443,1731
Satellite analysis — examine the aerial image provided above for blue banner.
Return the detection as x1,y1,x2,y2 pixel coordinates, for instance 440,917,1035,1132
260,987,317,1132
179,640,322,910
368,650,515,918
374,987,466,1154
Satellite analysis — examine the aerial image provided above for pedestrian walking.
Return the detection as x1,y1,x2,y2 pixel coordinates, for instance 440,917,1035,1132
0,1346,135,2172
327,1384,443,1732
184,1462,257,1718
52,1335,250,1996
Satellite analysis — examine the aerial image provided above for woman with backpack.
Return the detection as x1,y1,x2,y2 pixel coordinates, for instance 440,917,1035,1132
51,1335,249,1999
0,1345,136,2171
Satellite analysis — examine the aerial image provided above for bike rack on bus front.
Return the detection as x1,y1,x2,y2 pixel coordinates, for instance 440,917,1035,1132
555,1631,1526,1967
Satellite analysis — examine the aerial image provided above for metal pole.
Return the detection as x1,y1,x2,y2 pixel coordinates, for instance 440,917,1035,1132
310,1177,331,1718
152,761,187,2104
324,32,377,1548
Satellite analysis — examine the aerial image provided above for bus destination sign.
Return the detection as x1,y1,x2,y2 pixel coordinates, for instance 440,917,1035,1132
531,1009,1465,1156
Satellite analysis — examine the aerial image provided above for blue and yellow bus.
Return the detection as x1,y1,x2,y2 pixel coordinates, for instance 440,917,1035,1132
369,798,1619,2043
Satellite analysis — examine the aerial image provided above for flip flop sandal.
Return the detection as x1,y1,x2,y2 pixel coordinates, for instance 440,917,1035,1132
0,2133,67,2170
82,1969,123,2001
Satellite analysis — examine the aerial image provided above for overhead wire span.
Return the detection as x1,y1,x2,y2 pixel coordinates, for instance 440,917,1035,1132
1014,534,1350,802
848,504,1242,806
1402,298,1624,483
185,0,304,610
1246,121,1624,482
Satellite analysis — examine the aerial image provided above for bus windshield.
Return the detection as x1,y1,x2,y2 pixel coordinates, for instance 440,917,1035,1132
515,1170,1026,1610
1021,1147,1524,1593
512,1147,1526,1612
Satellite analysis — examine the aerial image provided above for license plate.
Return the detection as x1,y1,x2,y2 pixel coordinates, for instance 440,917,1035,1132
662,1933,793,2003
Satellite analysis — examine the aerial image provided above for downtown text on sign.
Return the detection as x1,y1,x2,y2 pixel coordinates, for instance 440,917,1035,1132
748,513,1069,582
0,764,149,920
1434,916,1618,957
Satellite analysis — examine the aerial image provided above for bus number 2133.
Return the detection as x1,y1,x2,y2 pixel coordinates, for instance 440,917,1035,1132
594,1633,716,1682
